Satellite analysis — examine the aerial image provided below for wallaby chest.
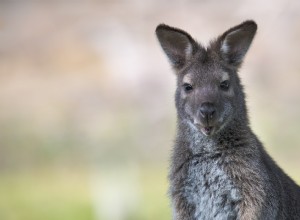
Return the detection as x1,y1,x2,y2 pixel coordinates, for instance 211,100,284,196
181,154,242,220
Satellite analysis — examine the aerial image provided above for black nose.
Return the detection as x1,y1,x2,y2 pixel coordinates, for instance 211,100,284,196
199,102,216,121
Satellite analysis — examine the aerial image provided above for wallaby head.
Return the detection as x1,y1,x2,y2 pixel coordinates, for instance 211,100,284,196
156,21,257,137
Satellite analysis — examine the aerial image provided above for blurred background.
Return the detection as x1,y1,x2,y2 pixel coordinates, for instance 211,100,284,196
0,0,300,219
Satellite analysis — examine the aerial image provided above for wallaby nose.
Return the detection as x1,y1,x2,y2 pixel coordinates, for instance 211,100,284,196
199,102,216,121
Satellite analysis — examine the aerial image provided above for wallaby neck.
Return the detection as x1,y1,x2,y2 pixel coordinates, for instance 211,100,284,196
177,117,252,155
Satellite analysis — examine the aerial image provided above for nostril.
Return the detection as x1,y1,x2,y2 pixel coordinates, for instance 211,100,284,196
199,102,216,120
209,110,215,119
199,108,206,118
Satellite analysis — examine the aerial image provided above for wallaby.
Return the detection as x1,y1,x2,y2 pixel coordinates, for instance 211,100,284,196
156,20,300,219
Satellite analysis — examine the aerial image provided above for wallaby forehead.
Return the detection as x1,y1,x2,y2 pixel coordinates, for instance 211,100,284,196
181,54,229,85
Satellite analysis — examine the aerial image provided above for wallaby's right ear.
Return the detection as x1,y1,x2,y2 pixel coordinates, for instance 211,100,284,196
156,24,197,69
218,20,257,68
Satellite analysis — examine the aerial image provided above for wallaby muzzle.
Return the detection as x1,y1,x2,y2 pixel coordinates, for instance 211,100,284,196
193,102,218,136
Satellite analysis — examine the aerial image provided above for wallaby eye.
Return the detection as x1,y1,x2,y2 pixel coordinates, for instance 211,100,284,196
183,83,193,93
220,80,230,91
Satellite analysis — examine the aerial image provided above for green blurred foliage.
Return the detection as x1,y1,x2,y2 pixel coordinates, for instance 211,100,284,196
0,168,171,220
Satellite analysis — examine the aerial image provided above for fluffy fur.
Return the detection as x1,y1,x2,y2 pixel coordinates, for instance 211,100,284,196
156,20,300,219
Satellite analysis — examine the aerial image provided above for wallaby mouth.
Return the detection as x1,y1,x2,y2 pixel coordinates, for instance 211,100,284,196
193,119,218,136
201,126,214,136
193,102,219,136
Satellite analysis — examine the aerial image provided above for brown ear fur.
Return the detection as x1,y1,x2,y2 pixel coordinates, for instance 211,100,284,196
213,20,257,68
156,24,198,69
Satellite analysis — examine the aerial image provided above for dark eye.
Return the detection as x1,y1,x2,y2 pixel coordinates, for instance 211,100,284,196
183,83,193,93
220,80,230,91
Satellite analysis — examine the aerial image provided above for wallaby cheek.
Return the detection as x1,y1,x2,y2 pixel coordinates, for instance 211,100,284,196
184,102,194,120
219,102,234,125
226,87,235,97
176,91,193,120
180,92,187,100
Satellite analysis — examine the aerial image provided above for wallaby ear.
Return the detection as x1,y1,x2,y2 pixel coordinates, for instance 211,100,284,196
219,20,257,68
156,24,197,69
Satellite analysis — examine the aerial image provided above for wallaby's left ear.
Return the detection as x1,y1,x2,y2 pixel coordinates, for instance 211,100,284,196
156,24,198,69
219,20,257,68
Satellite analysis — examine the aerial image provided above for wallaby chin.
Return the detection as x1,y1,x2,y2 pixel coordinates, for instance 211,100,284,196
185,118,223,137
157,20,300,219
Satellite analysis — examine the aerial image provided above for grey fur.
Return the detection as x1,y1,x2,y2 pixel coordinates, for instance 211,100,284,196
156,20,300,219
